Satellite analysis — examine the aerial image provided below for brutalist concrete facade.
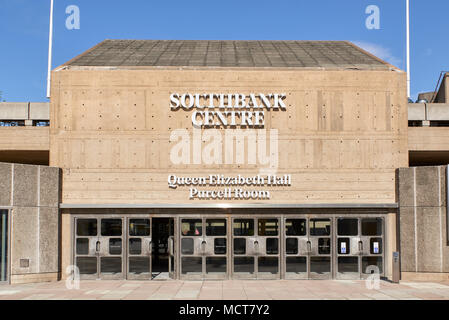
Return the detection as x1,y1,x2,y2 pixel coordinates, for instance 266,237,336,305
398,166,449,280
0,162,60,284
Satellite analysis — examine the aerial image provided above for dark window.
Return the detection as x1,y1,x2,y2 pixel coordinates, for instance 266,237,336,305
362,218,382,236
285,219,306,236
310,219,331,236
233,219,254,236
337,219,358,236
266,238,279,255
258,219,278,236
214,238,227,255
76,238,89,255
181,219,202,236
181,238,194,255
101,219,122,236
233,238,246,254
286,238,298,254
129,219,150,236
77,219,97,236
129,238,142,255
206,219,226,236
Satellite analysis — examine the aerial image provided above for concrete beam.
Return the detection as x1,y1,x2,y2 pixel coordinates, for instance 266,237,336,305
408,103,426,120
29,103,50,120
0,103,29,120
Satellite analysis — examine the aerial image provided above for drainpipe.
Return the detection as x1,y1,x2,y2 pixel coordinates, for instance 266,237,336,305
447,165,449,245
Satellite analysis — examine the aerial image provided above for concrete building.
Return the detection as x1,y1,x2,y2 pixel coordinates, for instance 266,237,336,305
0,40,448,284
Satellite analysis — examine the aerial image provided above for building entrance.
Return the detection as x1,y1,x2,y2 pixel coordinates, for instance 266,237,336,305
74,215,175,280
73,213,385,281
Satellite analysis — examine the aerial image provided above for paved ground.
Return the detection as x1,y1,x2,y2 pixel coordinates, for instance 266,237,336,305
1,280,449,300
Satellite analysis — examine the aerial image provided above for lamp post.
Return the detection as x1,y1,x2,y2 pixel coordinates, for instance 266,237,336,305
46,0,54,99
406,0,411,98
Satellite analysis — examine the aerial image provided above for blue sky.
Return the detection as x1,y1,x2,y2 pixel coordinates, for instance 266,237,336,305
0,0,448,102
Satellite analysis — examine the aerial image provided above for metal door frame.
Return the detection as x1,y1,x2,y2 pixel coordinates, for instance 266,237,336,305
359,216,385,280
308,215,333,280
0,209,10,284
73,215,125,280
179,215,229,280
283,216,309,280
334,214,385,280
126,216,152,280
231,216,281,280
168,217,177,280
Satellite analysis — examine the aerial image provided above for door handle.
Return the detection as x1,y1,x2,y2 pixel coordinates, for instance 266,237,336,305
307,241,311,254
201,239,207,255
358,241,363,254
96,241,100,253
254,240,259,255
149,239,152,254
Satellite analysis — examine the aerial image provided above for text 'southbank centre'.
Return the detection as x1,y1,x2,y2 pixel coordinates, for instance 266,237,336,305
1,40,449,284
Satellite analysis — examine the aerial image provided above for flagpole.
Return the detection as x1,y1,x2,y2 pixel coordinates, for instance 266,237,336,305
46,0,54,99
406,0,411,98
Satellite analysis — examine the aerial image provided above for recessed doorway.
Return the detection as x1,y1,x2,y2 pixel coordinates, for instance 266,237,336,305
152,218,171,280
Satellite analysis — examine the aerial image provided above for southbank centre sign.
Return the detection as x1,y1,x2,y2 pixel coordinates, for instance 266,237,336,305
168,93,290,200
169,93,287,128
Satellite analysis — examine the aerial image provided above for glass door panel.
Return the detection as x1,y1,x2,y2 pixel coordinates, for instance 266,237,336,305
284,218,308,279
180,218,203,279
232,218,256,279
74,218,99,280
360,218,384,279
232,218,280,279
127,218,151,280
336,218,360,279
204,219,227,279
0,210,8,282
99,218,124,279
309,218,332,279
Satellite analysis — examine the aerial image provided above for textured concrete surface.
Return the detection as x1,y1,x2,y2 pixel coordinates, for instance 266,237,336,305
397,166,449,274
0,163,11,206
0,162,60,282
1,280,449,300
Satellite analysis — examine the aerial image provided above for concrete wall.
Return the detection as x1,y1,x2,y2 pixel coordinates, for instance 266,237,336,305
0,162,60,284
397,166,449,280
50,68,408,205
408,102,449,121
0,102,50,121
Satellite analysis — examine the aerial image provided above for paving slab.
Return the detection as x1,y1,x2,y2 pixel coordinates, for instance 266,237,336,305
1,280,449,300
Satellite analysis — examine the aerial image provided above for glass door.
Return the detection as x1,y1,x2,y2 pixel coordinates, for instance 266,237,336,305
232,217,280,280
284,218,308,279
336,218,361,279
335,217,385,280
0,210,8,283
98,218,125,280
232,218,257,279
75,218,100,280
179,217,228,280
127,218,151,280
204,218,228,280
309,218,332,279
360,218,384,279
180,218,204,280
75,217,125,280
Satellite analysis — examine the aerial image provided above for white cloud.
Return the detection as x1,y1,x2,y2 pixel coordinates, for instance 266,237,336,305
353,41,402,68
